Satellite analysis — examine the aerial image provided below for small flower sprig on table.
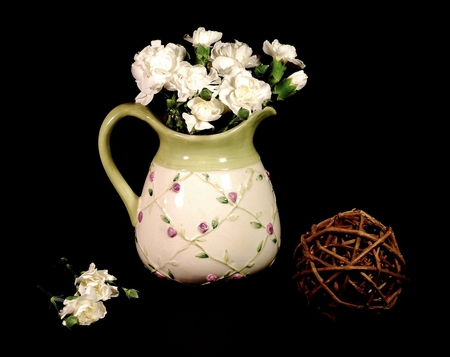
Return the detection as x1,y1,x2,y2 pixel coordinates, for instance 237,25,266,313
131,26,308,135
38,258,139,328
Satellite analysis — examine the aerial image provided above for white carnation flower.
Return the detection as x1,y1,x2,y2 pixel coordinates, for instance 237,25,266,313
218,69,272,115
182,97,227,133
75,263,119,301
289,70,308,90
59,286,107,326
184,27,222,47
131,40,186,105
263,39,305,68
167,62,221,102
210,40,261,69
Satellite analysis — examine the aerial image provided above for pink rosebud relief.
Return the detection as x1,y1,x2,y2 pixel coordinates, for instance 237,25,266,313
155,271,165,279
228,192,237,203
171,182,181,193
167,226,177,238
198,222,209,233
149,171,155,182
233,273,243,280
266,223,274,235
206,273,218,282
265,170,271,180
138,211,143,223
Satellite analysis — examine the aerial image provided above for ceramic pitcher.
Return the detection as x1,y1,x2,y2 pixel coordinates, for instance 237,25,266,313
98,103,280,285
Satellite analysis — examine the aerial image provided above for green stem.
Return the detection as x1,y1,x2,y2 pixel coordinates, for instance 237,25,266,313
37,285,64,312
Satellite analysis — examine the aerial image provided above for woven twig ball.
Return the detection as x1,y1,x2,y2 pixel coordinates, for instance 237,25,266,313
293,209,408,320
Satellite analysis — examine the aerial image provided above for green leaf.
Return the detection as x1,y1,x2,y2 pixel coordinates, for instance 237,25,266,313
216,196,228,204
173,173,180,182
257,241,263,252
168,269,175,279
246,179,253,190
253,64,269,77
212,217,219,229
272,238,277,244
148,188,153,196
262,98,273,108
256,174,263,181
166,96,177,109
165,113,175,129
161,215,170,223
203,173,210,181
196,253,209,258
175,115,187,132
250,222,263,229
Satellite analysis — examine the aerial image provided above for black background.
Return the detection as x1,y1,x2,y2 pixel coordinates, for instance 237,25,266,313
23,4,443,353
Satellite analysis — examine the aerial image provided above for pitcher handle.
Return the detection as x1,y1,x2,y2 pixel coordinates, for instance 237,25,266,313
98,103,156,227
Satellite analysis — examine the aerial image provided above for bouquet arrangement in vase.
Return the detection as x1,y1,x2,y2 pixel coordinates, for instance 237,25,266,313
131,26,308,134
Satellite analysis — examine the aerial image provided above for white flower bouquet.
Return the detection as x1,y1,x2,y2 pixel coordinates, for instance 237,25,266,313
38,258,138,328
131,27,308,134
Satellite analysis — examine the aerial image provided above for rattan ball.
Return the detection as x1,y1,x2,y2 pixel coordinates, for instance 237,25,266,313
293,209,408,320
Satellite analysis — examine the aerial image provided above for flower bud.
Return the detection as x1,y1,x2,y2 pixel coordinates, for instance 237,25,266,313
237,108,249,120
273,78,297,100
199,88,213,101
124,288,140,299
273,70,308,100
63,316,79,328
288,70,308,91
